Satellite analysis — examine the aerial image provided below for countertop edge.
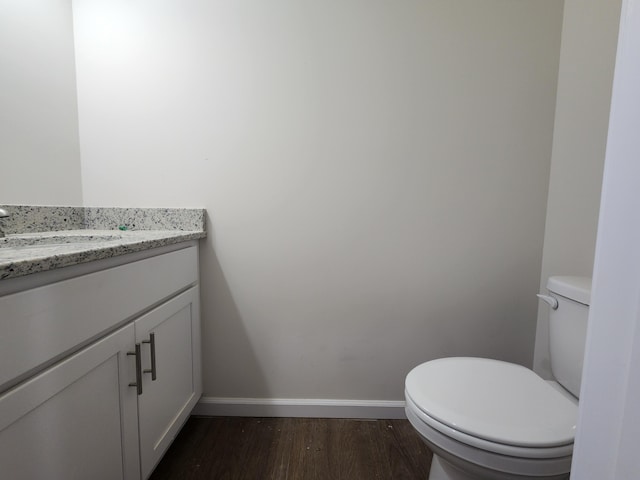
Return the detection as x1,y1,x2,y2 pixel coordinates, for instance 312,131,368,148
1,230,206,281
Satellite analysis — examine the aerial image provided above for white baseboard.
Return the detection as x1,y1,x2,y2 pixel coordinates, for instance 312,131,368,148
192,397,407,419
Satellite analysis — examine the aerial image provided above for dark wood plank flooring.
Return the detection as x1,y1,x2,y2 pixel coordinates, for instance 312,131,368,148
149,416,432,480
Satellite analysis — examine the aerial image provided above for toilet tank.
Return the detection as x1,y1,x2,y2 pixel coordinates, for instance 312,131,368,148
546,276,591,398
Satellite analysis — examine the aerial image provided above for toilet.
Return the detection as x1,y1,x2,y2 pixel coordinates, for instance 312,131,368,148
404,276,591,480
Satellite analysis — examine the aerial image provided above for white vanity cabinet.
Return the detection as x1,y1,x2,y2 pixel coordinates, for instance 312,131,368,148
0,243,202,480
0,323,141,479
135,286,201,479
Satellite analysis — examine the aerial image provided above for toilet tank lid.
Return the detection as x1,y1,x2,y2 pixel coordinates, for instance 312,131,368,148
547,276,591,305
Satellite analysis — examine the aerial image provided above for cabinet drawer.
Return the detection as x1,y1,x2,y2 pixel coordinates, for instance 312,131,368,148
0,245,198,391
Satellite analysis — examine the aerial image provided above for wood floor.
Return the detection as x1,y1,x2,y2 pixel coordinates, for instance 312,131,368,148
149,416,432,480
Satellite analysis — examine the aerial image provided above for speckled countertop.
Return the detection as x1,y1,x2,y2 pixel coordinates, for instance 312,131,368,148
0,206,206,280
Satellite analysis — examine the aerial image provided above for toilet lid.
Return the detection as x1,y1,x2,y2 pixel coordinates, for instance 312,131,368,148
405,357,578,448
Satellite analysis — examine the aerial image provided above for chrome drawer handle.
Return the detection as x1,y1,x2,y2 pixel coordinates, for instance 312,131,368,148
142,333,157,381
127,343,143,395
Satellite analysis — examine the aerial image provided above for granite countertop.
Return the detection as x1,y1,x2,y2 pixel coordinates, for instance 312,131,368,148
0,206,206,280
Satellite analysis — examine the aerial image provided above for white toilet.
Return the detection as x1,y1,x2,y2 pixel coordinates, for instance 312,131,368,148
404,276,591,480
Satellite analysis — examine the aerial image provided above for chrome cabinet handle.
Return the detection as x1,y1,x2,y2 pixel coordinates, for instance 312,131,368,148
142,333,157,381
127,344,143,395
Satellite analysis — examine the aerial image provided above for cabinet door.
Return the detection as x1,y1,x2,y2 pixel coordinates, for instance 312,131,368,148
136,286,201,479
0,324,140,480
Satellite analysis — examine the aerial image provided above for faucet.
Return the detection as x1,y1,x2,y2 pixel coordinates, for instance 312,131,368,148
0,208,9,238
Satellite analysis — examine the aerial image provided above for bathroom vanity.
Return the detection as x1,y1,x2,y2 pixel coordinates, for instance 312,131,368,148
0,206,206,479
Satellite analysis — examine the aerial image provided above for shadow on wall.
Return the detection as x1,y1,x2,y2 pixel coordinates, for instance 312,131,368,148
199,222,270,400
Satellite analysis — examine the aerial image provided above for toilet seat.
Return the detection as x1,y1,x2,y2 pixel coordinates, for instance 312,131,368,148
405,399,574,477
405,357,578,457
405,394,574,459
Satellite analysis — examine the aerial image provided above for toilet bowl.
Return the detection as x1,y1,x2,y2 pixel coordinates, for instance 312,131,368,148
404,276,590,479
405,357,577,479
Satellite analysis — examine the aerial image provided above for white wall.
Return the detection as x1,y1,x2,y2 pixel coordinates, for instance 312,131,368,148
533,0,621,378
74,0,562,402
572,1,640,476
0,0,83,205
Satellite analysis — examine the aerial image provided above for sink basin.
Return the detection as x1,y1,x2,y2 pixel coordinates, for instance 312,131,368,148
0,232,123,248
